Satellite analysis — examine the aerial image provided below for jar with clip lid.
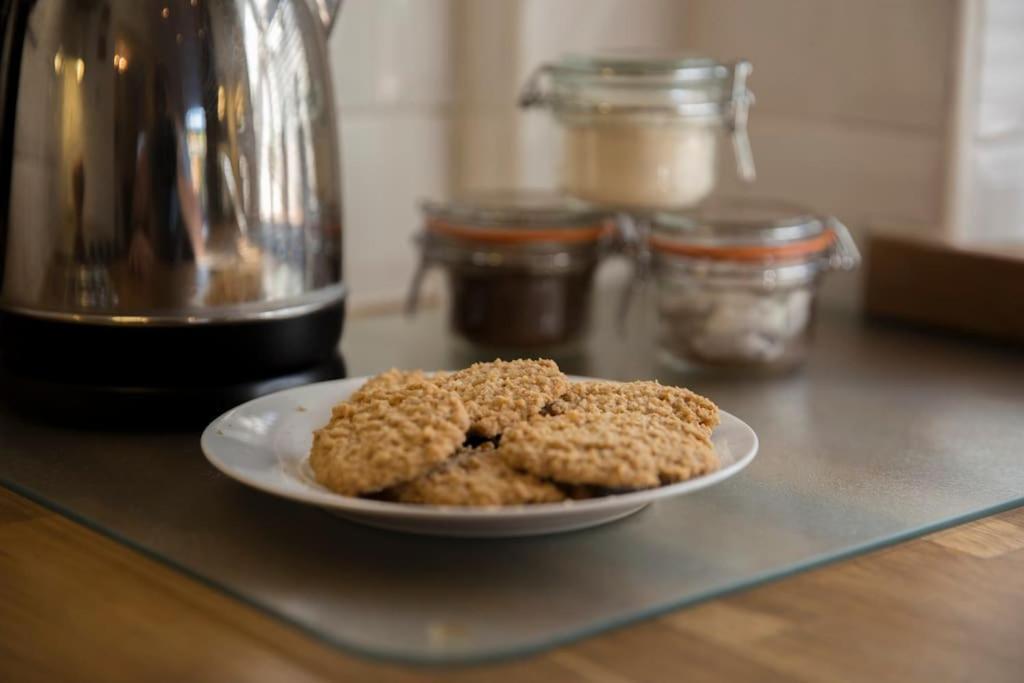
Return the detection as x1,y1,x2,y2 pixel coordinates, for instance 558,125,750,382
407,191,613,354
519,51,756,210
645,199,861,372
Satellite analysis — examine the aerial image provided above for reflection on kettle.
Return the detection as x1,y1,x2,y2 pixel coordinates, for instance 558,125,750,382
0,0,344,321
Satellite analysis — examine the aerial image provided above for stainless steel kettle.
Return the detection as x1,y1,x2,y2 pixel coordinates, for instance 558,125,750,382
0,0,345,398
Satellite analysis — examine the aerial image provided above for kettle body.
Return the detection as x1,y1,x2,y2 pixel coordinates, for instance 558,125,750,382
0,0,345,399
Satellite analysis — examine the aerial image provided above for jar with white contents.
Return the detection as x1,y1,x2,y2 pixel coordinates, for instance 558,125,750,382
519,52,755,209
648,200,860,372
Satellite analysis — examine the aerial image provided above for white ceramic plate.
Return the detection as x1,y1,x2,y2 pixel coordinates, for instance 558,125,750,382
201,376,759,537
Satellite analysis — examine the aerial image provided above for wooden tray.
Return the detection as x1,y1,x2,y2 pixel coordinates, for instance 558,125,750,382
865,232,1024,344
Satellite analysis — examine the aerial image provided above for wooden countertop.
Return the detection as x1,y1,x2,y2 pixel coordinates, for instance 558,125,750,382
3,486,1022,683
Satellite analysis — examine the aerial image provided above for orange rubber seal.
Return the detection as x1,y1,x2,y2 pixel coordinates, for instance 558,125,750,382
426,218,610,244
650,229,836,262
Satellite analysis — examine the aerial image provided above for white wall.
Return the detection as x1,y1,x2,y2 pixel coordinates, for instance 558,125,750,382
330,0,962,310
949,0,1024,243
329,0,454,310
683,0,958,305
452,0,688,192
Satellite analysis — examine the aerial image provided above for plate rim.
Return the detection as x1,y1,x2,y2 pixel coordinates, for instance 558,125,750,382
201,376,759,520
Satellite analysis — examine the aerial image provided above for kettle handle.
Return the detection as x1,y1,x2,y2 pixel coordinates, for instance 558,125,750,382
309,0,342,35
0,0,31,289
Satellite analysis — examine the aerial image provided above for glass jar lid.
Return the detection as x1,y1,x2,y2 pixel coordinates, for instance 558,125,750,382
651,198,860,268
557,51,729,76
422,190,611,244
520,51,751,115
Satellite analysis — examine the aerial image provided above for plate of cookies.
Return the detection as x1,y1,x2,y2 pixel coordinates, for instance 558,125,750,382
201,359,758,537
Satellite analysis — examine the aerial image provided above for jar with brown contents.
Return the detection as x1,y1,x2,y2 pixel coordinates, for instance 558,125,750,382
408,192,611,354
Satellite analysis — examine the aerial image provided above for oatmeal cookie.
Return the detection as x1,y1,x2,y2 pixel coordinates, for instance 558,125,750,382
310,381,469,496
389,443,565,506
441,359,570,438
652,422,720,483
345,368,451,409
674,387,719,431
545,380,719,435
501,410,718,490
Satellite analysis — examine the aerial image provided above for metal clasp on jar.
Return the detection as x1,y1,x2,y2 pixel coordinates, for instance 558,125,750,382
728,60,756,182
614,213,654,335
825,217,861,271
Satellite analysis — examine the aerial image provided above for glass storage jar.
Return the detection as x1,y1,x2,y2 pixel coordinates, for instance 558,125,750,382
408,191,612,354
648,199,860,372
519,52,756,210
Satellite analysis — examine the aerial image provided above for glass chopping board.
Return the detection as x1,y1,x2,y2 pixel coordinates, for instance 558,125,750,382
2,307,1023,663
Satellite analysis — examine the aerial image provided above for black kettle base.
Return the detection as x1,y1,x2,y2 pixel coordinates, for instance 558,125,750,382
0,302,346,430
0,354,346,431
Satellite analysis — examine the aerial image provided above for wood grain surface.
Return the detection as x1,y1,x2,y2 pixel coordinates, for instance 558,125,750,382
2,487,1023,683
